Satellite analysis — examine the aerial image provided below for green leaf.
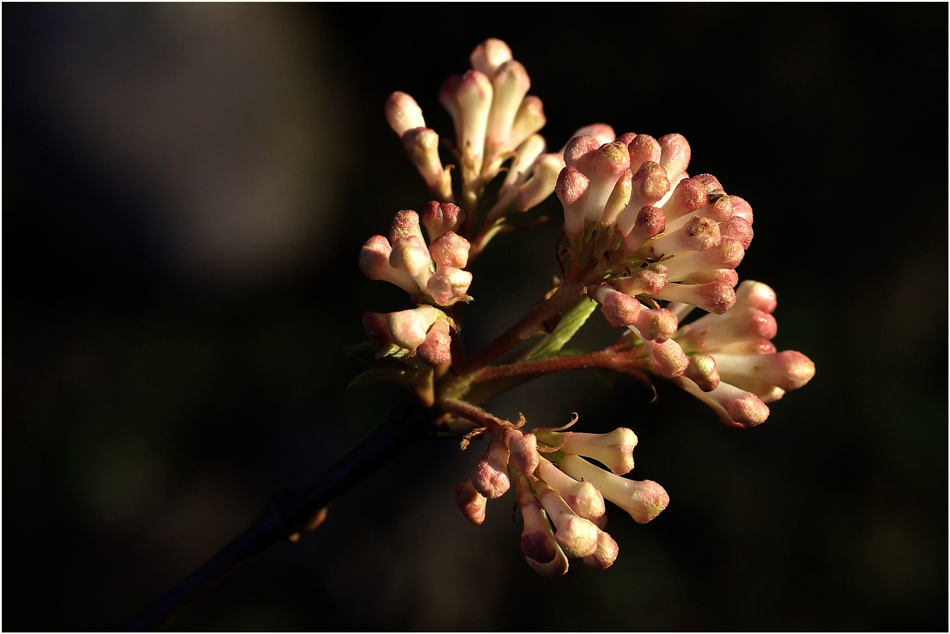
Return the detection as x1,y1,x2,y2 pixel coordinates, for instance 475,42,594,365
519,297,598,363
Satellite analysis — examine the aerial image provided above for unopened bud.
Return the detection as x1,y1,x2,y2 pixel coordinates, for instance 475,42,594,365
620,205,666,255
455,479,487,525
720,216,754,250
421,201,465,242
359,235,418,294
426,267,473,305
428,231,470,270
636,308,678,343
584,142,631,223
627,133,662,173
684,354,720,392
385,91,425,138
515,475,557,564
601,169,633,227
712,350,816,392
643,337,690,377
617,266,669,296
583,530,620,570
390,235,434,289
734,280,778,314
651,280,737,315
389,209,426,244
556,166,591,241
506,429,541,476
507,96,546,151
471,438,511,499
592,284,643,328
679,378,770,428
544,428,638,475
386,305,439,350
470,38,513,77
536,485,599,558
557,454,670,524
658,133,691,179
514,153,564,212
486,60,531,153
729,195,754,224
660,177,706,223
563,135,601,173
538,459,606,519
565,124,615,148
417,320,452,366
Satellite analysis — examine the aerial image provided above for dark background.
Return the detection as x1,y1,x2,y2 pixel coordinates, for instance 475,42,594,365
4,3,947,631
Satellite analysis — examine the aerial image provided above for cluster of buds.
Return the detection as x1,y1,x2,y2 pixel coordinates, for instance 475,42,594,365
455,416,668,577
386,39,567,229
359,203,473,364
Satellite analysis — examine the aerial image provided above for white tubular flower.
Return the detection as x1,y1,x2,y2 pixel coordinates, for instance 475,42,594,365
556,454,669,525
537,458,606,520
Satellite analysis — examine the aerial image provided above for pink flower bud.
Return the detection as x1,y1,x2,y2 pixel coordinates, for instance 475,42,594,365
421,201,465,242
600,169,633,227
362,311,390,347
471,438,511,499
385,305,439,350
647,216,722,257
390,235,434,289
455,479,487,525
678,378,770,428
565,124,616,148
592,284,643,328
619,205,666,255
550,428,638,475
525,544,569,578
401,128,452,199
711,350,816,392
535,486,599,558
662,237,745,281
538,459,606,519
583,530,620,570
636,308,679,343
556,166,591,241
682,307,778,351
455,70,493,173
627,133,662,173
680,268,740,287
426,267,473,305
417,320,452,366
385,91,425,138
715,339,777,355
389,209,426,244
501,134,546,192
563,135,601,173
643,337,690,377
658,133,691,179
684,354,720,392
428,231,470,270
469,38,513,78
513,153,564,212
651,280,737,315
720,216,754,250
729,195,754,224
439,74,463,136
659,177,706,223
627,161,670,217
507,96,546,151
556,454,670,524
693,173,724,193
506,429,541,476
515,475,557,564
486,60,531,153
584,142,631,223
617,266,669,296
734,280,778,314
358,235,418,294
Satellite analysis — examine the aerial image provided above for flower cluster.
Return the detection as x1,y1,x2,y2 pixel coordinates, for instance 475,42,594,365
455,416,667,577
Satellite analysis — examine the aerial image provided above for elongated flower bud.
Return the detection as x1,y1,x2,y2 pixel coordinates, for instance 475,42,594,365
565,124,615,148
563,135,601,173
617,266,668,296
642,337,690,377
591,284,643,328
684,353,721,392
428,231,470,270
507,96,546,151
601,169,633,227
426,267,473,305
535,485,599,558
620,205,666,255
636,308,678,343
359,235,418,294
385,91,425,138
389,209,426,245
584,142,631,223
390,235,434,289
401,128,452,200
538,459,606,519
486,60,531,154
583,530,619,570
650,280,737,315
539,428,638,475
470,38,512,77
556,454,669,524
421,201,465,242
556,166,591,241
658,133,691,179
471,438,511,499
515,475,557,564
417,320,452,366
455,479,487,525
711,350,816,392
514,153,564,212
677,377,770,428
627,133,662,173
455,70,493,173
385,305,439,350
506,429,540,477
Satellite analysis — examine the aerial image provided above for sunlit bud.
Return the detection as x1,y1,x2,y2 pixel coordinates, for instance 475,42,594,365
583,142,631,223
679,268,739,287
502,134,546,191
426,267,473,305
535,485,599,558
636,308,678,343
647,216,721,257
711,350,816,392
358,235,418,294
456,70,494,173
591,284,643,328
683,307,778,351
470,38,513,77
729,195,754,225
386,305,439,350
720,216,754,250
417,320,452,366
617,164,670,235
651,280,737,315
526,542,569,578
583,530,620,570
543,428,638,475
716,339,777,355
759,386,786,403
516,475,558,564
658,133,691,179
615,132,636,145
600,169,633,227
660,177,706,223
643,337,690,377
455,479,487,526
514,153,565,212
619,205,666,255
678,378,770,428
627,133,662,173
471,438,511,499
385,91,425,138
401,128,452,199
734,280,778,314
506,429,541,476
563,124,616,150
421,201,465,242
556,454,670,524
684,354,720,392
591,512,609,531
563,135,601,173
507,96,546,151
556,166,591,241
439,74,463,136
361,311,390,347
390,235,434,289
617,266,668,296
693,173,724,193
389,209,426,244
428,231,470,270
661,237,744,281
538,459,606,519
486,60,531,152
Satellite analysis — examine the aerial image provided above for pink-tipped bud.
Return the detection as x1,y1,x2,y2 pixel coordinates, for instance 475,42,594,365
506,429,541,477
658,133,691,178
683,307,778,351
643,337,690,378
679,378,771,428
734,280,778,314
660,177,707,222
526,544,569,578
627,133,662,172
552,428,638,475
401,128,452,199
385,92,425,138
538,459,606,519
583,530,620,570
651,280,737,315
712,350,816,392
615,132,636,145
421,201,465,242
385,305,439,350
417,320,452,366
619,205,666,255
486,60,531,152
455,479,487,525
439,74,463,135
557,455,670,524
502,134,547,192
563,135,601,173
389,209,425,244
362,311,390,347
455,70,494,172
583,142,631,223
428,231,470,270
426,267,473,306
729,195,754,225
684,354,720,392
592,284,643,328
470,38,513,77
513,153,564,212
681,268,740,287
507,96,546,151
636,308,678,343
662,237,745,281
471,438,511,499
358,235,418,294
556,166,591,241
617,266,669,296
600,169,633,227
535,486,599,558
390,235,434,289
617,163,670,235
716,339,777,355
720,216,754,250
565,124,616,148
515,475,558,564
647,215,721,257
